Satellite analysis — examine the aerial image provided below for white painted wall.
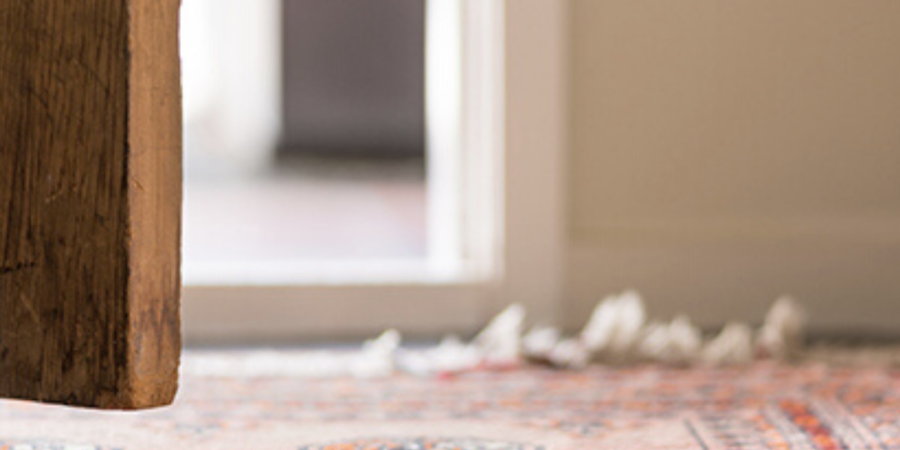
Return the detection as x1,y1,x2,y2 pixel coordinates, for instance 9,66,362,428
181,0,281,170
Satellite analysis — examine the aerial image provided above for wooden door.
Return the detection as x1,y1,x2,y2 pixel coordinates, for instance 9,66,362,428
0,0,182,409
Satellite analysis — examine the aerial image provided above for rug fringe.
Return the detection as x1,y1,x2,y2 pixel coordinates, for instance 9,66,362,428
183,292,853,378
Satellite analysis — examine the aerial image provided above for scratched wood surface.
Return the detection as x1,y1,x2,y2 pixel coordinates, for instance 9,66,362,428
0,0,182,409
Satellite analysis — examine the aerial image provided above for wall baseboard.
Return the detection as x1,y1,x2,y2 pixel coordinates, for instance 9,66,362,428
565,223,900,335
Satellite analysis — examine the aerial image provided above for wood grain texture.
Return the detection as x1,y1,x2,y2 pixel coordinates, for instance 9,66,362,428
0,0,182,409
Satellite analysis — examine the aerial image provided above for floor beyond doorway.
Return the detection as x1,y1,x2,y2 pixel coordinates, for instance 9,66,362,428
183,156,427,269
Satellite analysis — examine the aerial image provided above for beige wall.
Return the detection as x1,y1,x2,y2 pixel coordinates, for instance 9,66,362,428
566,0,900,333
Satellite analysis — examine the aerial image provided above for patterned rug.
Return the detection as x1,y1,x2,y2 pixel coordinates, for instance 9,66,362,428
1,353,899,450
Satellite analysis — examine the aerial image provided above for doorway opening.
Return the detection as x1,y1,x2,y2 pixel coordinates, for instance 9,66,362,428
180,0,490,285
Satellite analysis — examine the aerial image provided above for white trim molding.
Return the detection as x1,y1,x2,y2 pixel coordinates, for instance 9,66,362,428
496,0,569,326
184,283,488,344
565,217,900,336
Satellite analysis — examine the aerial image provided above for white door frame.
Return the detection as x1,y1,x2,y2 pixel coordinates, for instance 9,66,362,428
183,0,569,344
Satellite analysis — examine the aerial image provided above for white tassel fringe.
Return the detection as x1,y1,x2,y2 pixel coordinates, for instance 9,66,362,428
184,291,809,378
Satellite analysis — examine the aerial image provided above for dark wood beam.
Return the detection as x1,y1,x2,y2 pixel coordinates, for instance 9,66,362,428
0,0,182,409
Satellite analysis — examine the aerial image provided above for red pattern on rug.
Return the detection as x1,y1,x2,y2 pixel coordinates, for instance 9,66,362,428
0,361,898,449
